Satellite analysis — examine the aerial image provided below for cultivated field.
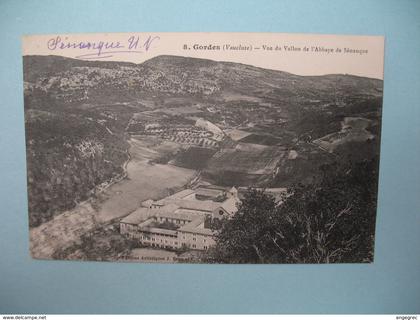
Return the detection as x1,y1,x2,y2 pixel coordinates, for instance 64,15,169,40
202,141,287,187
173,146,217,170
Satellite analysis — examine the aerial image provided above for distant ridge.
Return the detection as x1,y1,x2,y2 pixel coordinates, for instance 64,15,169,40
23,54,383,81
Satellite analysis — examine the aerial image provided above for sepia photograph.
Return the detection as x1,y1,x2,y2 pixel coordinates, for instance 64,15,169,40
22,32,384,264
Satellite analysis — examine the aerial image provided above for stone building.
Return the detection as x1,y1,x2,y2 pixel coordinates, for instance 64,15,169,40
120,186,239,250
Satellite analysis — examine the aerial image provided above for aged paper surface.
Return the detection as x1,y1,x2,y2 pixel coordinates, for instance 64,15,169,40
23,33,384,263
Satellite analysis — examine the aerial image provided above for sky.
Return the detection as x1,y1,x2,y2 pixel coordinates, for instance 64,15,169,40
22,32,384,79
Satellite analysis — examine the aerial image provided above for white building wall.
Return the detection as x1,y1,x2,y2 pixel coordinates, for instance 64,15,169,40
178,231,215,250
121,223,216,251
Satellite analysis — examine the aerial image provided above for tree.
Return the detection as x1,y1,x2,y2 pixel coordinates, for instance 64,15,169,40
208,189,280,263
209,158,379,264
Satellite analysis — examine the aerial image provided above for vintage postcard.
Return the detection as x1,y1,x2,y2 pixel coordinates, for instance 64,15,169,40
22,32,384,263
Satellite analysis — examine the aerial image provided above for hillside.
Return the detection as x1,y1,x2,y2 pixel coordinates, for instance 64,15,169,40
23,54,383,226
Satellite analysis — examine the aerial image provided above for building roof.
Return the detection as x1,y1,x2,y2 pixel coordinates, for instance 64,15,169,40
157,204,180,214
138,218,156,228
219,196,238,214
165,189,196,200
120,207,153,224
155,198,220,212
195,187,224,198
122,187,239,234
156,208,201,222
121,204,180,225
178,217,215,236
173,208,207,216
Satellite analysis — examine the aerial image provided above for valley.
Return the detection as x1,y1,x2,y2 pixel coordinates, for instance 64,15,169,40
23,54,383,261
